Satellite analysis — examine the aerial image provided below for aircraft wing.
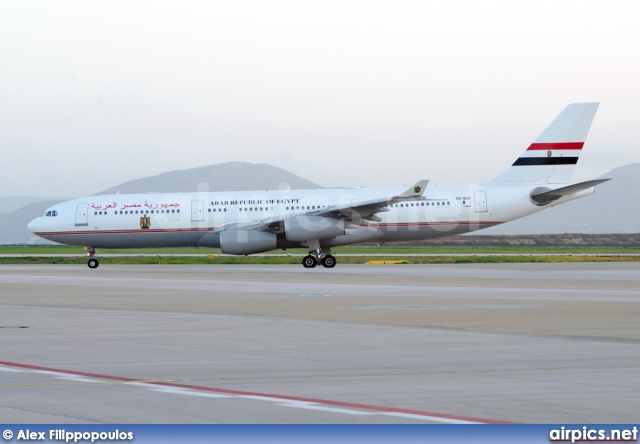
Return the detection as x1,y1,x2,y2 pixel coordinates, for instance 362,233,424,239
214,180,429,232
314,179,429,225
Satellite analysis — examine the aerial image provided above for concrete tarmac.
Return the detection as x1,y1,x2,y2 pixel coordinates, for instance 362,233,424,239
1,263,639,423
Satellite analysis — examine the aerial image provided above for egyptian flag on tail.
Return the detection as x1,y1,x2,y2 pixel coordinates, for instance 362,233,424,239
490,103,599,185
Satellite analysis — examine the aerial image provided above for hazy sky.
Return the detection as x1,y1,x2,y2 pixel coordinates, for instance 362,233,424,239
1,1,638,198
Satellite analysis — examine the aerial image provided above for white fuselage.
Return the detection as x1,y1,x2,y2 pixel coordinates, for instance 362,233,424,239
27,184,590,249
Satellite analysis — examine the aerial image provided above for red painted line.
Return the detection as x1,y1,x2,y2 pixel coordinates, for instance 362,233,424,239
527,142,584,151
35,222,503,237
0,360,513,424
34,228,214,236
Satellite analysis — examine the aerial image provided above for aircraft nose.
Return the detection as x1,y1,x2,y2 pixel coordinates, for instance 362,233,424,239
27,217,41,233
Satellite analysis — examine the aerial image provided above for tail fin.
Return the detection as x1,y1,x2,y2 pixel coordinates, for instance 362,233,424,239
487,103,599,185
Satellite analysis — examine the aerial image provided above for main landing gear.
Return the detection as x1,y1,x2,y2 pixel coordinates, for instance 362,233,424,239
85,247,99,269
302,248,336,269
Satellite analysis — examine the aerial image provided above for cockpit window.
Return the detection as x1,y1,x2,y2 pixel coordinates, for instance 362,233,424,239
44,210,58,217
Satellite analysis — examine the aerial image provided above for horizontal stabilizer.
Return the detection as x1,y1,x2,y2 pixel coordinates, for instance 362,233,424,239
531,179,610,204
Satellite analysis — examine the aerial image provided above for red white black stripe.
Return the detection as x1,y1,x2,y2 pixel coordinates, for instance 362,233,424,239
511,142,583,166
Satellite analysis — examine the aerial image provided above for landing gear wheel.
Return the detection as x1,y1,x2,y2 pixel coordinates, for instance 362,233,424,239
321,255,336,268
88,258,99,269
302,255,317,268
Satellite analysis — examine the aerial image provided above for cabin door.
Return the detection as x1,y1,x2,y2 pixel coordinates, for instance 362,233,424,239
191,200,205,222
75,203,89,226
474,191,488,213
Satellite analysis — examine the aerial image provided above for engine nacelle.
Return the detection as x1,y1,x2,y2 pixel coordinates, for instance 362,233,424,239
285,216,345,242
321,227,383,247
219,230,278,255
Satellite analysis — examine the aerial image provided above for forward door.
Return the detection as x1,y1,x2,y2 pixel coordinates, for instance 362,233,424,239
75,203,89,226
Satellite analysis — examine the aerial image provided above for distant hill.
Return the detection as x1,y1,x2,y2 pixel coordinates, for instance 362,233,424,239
0,162,321,245
0,200,65,245
0,196,68,216
476,163,640,235
94,162,321,195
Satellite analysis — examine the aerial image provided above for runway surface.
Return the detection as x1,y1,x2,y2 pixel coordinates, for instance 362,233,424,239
1,263,639,423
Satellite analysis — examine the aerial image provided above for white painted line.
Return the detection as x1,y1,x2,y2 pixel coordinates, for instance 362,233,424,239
279,401,373,416
239,395,296,403
31,370,65,376
149,387,230,398
381,411,481,424
0,361,500,424
0,365,25,372
54,375,100,383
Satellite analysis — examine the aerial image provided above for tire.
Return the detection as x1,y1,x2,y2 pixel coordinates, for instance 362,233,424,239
302,255,317,268
321,255,336,268
88,259,99,269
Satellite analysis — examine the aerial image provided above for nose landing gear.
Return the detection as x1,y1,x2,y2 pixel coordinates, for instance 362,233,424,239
85,247,99,269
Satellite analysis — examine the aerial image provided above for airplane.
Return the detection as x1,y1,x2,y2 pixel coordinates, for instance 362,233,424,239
28,103,610,269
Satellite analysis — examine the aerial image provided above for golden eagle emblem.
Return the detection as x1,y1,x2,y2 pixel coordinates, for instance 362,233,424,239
547,150,552,157
414,186,422,193
140,214,151,230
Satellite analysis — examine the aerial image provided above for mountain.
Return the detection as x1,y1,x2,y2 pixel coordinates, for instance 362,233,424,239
475,163,640,235
0,196,68,216
0,163,321,245
94,162,320,195
0,200,65,245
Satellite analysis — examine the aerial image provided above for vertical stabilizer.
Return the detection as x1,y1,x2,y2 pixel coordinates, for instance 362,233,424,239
487,103,599,185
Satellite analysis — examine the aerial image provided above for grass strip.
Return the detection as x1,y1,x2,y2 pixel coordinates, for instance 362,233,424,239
1,255,639,265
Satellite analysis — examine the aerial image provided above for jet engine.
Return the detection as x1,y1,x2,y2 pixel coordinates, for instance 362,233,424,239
219,230,278,255
284,215,345,242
